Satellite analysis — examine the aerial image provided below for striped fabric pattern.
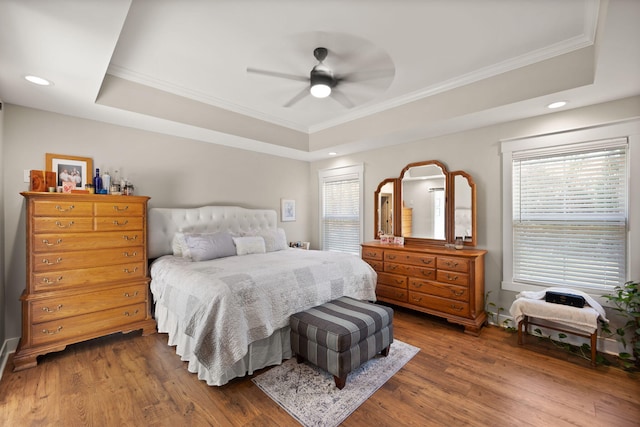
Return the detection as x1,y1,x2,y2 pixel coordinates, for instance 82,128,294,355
289,297,393,352
290,297,394,379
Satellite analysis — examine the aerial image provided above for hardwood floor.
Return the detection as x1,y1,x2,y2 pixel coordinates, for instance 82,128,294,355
1,306,638,426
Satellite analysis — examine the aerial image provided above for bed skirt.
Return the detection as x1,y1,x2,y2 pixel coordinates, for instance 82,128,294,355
154,304,292,386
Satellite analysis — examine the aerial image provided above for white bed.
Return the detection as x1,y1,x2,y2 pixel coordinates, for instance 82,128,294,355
148,205,377,386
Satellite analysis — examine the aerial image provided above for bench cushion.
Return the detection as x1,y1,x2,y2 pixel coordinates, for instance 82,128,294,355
289,296,393,353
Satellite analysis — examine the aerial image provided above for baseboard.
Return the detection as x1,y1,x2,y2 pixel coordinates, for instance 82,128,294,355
0,337,19,380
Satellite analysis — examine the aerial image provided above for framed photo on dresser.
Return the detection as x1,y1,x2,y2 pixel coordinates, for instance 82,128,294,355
46,153,93,189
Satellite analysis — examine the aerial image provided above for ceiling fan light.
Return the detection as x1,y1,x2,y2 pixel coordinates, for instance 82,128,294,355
310,83,331,98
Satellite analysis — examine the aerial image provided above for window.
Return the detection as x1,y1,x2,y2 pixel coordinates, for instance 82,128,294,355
502,121,638,295
319,164,363,254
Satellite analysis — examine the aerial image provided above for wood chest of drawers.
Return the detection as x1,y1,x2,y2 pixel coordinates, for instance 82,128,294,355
13,192,157,371
362,241,487,335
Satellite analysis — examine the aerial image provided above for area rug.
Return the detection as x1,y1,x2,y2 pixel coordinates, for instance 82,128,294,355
252,340,420,427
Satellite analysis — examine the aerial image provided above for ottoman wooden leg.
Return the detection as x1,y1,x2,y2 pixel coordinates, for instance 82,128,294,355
381,344,391,357
334,375,347,390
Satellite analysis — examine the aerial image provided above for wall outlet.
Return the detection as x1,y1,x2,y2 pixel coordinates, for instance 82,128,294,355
24,169,31,183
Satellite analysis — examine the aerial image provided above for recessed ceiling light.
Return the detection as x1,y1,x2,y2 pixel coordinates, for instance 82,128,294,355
25,75,52,86
547,101,567,109
328,152,337,156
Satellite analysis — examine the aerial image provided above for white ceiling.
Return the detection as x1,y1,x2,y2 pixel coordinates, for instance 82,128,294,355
1,0,639,161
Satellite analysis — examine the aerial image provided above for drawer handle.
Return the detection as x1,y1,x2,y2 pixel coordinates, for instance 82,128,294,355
387,254,397,260
55,204,75,212
421,271,433,277
124,291,139,298
42,238,63,246
446,275,459,281
444,261,459,267
124,309,140,317
122,251,138,257
414,283,423,288
123,235,138,241
55,220,75,228
113,219,129,226
123,267,139,274
365,251,377,257
388,265,397,270
452,290,465,296
449,304,464,312
41,276,63,284
42,326,63,335
42,257,63,266
395,279,404,285
42,304,63,313
113,206,129,212
411,296,423,302
421,259,433,265
397,292,405,297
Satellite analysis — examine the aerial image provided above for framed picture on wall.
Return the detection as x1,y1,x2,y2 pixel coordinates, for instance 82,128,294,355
46,153,93,189
281,199,296,222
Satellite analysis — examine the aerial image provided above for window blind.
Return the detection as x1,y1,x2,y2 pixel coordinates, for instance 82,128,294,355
512,139,627,291
320,166,362,254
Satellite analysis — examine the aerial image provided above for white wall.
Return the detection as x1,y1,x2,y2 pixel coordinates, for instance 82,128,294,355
2,105,311,339
309,95,640,316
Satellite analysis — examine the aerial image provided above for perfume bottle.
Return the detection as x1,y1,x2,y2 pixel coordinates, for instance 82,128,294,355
102,170,111,194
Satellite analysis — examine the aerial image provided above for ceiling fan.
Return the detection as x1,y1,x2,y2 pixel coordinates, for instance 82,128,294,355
247,47,394,108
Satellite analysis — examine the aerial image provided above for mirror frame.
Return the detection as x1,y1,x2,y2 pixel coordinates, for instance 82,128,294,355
450,170,477,247
374,160,477,247
397,160,450,247
374,178,399,239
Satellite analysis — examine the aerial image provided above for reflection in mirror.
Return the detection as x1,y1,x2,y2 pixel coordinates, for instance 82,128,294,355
374,179,396,238
401,163,446,240
452,171,476,246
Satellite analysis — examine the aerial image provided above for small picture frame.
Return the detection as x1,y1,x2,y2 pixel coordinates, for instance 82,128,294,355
46,153,93,189
281,199,296,222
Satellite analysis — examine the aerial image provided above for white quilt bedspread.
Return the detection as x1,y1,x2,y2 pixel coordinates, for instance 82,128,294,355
150,249,377,382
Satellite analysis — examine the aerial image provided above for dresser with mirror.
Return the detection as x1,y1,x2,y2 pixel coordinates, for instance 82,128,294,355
364,160,486,335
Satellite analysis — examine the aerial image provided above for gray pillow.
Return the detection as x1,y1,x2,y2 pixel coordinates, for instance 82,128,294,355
181,232,236,261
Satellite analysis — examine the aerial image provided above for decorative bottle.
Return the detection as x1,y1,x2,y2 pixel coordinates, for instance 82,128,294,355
102,170,111,194
93,168,103,193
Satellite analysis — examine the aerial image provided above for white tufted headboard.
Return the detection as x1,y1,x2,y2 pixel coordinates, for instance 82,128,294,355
148,205,278,259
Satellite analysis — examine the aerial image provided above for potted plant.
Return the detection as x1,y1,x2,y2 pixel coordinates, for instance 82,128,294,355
602,280,640,370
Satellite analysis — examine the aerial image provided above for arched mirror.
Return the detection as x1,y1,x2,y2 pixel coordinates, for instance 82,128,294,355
374,160,477,247
451,171,476,247
399,160,448,244
374,178,397,238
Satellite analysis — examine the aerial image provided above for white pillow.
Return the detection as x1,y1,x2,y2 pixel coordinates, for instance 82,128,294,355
259,228,288,252
181,232,236,261
172,232,188,257
233,236,266,256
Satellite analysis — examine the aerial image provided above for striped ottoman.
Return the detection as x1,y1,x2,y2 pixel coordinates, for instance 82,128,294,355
289,296,394,390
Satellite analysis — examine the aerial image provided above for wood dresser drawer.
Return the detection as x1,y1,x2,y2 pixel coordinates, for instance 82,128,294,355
31,283,148,323
409,279,469,302
384,262,435,280
33,217,94,233
94,216,144,231
32,246,144,272
437,256,470,273
32,262,146,292
408,292,470,317
377,272,407,289
362,247,383,261
364,259,383,272
30,302,147,346
32,231,144,252
384,250,435,267
376,284,408,302
32,200,94,217
436,270,470,287
95,201,144,217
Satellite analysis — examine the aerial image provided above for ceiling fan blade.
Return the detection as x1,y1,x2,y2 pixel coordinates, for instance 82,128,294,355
338,68,395,83
246,67,308,82
283,87,310,108
331,89,354,109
